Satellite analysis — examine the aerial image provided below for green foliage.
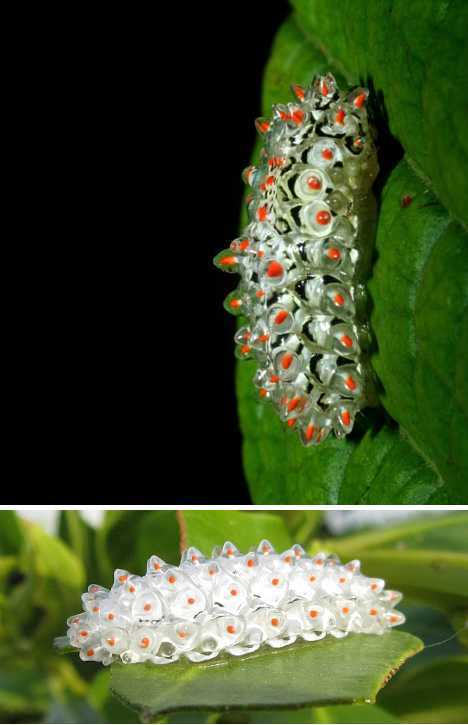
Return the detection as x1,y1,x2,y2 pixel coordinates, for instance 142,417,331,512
110,633,421,718
235,6,468,503
1,510,467,723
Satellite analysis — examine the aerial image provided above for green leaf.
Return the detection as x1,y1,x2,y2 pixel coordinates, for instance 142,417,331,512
369,158,468,500
88,670,140,723
179,510,293,554
0,511,23,555
290,0,468,231
327,514,468,629
380,655,468,723
110,631,422,718
96,511,181,584
58,511,103,584
235,10,468,503
238,362,445,503
0,669,48,717
12,520,85,645
217,703,396,723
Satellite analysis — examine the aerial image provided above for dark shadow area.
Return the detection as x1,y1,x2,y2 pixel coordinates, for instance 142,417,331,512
10,3,290,504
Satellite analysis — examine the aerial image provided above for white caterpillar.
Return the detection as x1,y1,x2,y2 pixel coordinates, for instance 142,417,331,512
215,73,378,445
64,541,404,666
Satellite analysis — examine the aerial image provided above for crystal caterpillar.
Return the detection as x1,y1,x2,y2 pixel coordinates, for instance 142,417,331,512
63,540,405,666
215,73,379,445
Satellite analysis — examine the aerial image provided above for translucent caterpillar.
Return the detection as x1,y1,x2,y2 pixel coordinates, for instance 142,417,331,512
215,73,379,445
63,541,405,666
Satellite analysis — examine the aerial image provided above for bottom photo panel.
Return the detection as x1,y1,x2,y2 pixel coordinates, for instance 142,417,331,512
0,508,467,725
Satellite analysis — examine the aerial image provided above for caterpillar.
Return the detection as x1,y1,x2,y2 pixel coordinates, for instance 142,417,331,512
215,73,379,445
63,541,404,666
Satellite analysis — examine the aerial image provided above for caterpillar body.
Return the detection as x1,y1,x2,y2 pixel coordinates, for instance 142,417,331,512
64,541,404,666
215,74,379,445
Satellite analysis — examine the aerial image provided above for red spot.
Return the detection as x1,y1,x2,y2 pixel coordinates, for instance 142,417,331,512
118,574,128,583
342,607,350,615
271,617,280,626
401,195,413,208
168,575,176,584
274,310,289,325
334,293,345,306
305,424,315,441
369,608,378,616
107,613,115,621
255,119,270,134
230,589,238,596
87,648,95,657
259,387,268,398
187,597,195,605
340,335,353,348
80,630,88,637
153,562,161,571
292,84,305,101
267,260,284,278
327,247,341,260
320,81,329,96
177,631,187,639
291,109,305,125
271,578,280,586
390,614,399,624
307,175,322,191
257,250,265,259
247,559,255,567
321,148,333,160
229,298,242,309
226,625,236,634
309,609,319,619
239,239,249,251
144,603,152,612
129,585,136,593
287,418,296,427
240,344,251,355
226,548,234,556
354,93,367,108
345,376,357,391
281,352,294,370
287,397,300,412
316,210,331,225
341,410,351,426
257,205,268,221
258,334,270,342
309,575,316,582
270,374,280,383
266,175,276,186
335,108,346,124
220,255,237,267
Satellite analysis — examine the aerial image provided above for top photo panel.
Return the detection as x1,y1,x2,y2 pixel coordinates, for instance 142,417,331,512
14,1,467,506
210,1,467,505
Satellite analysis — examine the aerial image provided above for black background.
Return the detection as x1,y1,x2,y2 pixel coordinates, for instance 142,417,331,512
10,2,290,504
